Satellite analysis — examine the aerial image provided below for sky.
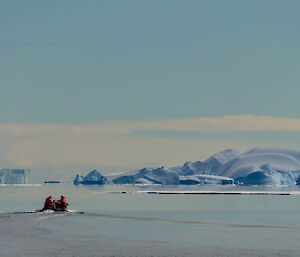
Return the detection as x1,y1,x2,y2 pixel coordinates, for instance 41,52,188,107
1,0,300,178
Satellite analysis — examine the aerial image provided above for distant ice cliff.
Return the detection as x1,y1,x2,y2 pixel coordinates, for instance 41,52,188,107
0,169,30,184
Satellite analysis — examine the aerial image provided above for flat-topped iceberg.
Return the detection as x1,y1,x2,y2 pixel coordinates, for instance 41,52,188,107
74,170,107,185
0,169,30,184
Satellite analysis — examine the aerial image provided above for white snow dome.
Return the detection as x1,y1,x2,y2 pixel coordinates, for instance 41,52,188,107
216,148,300,179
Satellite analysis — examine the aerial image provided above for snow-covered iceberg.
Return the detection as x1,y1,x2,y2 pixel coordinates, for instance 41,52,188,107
178,161,211,175
135,177,155,185
204,149,242,173
216,148,300,179
106,147,300,186
235,164,297,185
171,149,241,176
74,170,107,185
179,174,234,185
0,169,30,184
144,167,180,185
297,175,300,185
112,167,180,185
112,168,151,184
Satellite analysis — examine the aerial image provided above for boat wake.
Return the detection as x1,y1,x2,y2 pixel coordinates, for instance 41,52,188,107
0,209,84,216
83,212,296,229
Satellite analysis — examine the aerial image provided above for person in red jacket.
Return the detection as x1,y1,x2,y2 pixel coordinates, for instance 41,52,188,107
43,196,54,210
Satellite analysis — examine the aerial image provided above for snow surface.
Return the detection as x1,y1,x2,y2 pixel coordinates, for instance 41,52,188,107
180,161,211,175
135,177,154,185
172,149,241,176
144,167,180,185
204,149,242,173
235,164,298,185
179,174,234,185
112,168,152,184
216,148,300,180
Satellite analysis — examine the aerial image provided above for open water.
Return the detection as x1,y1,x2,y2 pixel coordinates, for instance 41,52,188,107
0,184,300,257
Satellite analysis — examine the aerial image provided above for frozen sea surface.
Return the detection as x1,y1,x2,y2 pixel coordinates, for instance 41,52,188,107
1,184,300,257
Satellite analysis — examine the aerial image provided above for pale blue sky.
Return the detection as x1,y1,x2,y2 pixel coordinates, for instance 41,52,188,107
1,0,300,123
1,1,300,172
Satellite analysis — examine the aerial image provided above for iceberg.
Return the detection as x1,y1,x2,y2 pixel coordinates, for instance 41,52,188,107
179,161,211,175
216,148,300,179
297,175,300,185
144,167,180,185
135,177,155,185
235,164,296,185
44,180,67,184
204,149,242,173
112,168,152,184
110,147,300,186
179,174,234,185
172,149,241,176
112,167,180,185
74,170,107,185
0,169,30,184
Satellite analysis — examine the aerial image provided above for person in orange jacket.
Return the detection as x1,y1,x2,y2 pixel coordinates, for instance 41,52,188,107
54,195,69,211
60,195,68,209
43,196,54,210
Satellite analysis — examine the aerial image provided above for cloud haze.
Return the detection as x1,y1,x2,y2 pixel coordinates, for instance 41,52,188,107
1,115,300,170
100,115,300,132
